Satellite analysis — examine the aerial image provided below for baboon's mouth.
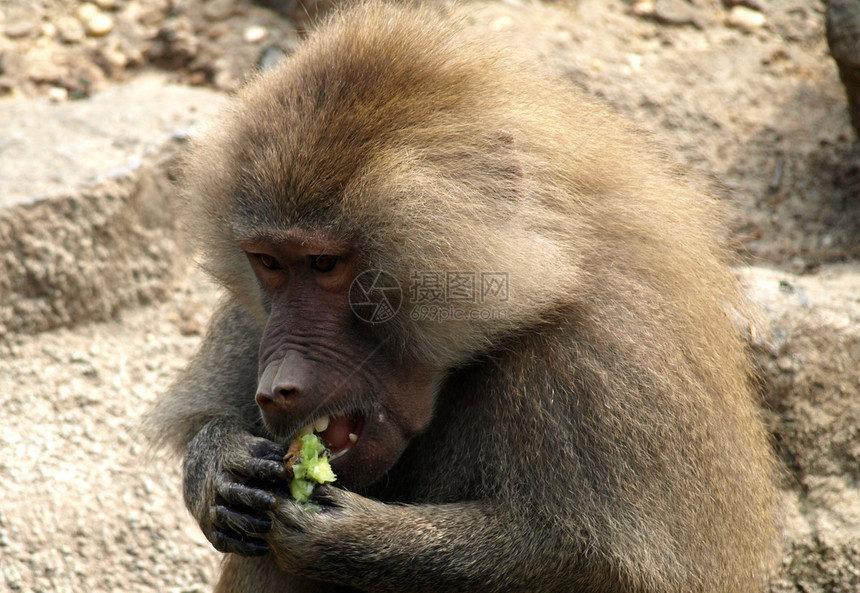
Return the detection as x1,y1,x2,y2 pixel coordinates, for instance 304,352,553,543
296,411,363,458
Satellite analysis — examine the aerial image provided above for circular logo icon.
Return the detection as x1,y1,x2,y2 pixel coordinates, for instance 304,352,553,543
349,269,402,324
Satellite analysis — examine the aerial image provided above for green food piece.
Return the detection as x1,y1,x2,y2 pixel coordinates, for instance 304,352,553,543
289,433,337,503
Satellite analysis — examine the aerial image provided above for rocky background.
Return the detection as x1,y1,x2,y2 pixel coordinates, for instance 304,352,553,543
0,0,858,591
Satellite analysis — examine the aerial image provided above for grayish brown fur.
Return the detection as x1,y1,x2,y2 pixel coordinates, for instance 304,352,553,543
146,2,779,592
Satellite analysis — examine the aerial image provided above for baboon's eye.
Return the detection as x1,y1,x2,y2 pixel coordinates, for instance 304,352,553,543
258,254,282,270
310,255,338,272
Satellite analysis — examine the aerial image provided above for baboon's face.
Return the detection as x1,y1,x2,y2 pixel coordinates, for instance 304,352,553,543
246,229,438,488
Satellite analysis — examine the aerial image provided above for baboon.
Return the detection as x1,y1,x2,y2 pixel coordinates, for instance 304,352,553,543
147,3,779,592
827,0,860,134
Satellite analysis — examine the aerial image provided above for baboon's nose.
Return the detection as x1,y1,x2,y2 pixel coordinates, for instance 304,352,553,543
255,351,311,412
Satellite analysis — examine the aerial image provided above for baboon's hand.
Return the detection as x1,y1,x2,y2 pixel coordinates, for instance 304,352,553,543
265,485,390,571
183,420,289,556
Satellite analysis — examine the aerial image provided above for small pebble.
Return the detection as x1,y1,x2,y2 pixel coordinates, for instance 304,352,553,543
243,25,269,44
204,0,236,22
727,6,766,32
632,0,655,17
41,23,57,39
651,0,705,27
4,19,38,39
138,4,167,27
48,87,69,102
78,3,115,37
56,17,86,44
258,45,286,71
99,40,129,70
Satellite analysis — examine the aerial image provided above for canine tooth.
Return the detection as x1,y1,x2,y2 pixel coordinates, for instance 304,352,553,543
298,424,314,436
348,433,358,443
313,415,330,432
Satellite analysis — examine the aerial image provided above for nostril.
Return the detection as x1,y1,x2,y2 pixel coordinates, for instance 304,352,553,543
255,390,278,410
255,384,300,412
274,385,300,400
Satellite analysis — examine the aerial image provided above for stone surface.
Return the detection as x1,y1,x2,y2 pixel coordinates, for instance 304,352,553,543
742,265,860,593
0,73,228,337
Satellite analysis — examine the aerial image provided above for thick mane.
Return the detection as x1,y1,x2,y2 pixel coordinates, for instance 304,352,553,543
187,2,745,369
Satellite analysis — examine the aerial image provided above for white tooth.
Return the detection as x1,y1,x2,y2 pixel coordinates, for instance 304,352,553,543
313,415,330,433
348,433,358,443
298,424,314,436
